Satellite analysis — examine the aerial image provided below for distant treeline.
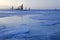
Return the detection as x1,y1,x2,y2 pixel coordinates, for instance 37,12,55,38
0,9,60,11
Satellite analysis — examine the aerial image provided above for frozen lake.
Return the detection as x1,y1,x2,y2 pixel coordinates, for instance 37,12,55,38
0,10,60,40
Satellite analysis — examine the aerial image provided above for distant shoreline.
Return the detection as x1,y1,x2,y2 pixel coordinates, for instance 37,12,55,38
0,9,60,11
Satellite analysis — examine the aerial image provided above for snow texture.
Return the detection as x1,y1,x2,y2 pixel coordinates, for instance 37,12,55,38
0,10,60,40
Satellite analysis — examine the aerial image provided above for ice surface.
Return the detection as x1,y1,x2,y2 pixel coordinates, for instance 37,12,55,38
0,25,29,39
0,10,60,40
0,16,30,39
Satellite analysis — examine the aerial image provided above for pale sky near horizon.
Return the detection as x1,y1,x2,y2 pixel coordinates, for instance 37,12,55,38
0,0,60,9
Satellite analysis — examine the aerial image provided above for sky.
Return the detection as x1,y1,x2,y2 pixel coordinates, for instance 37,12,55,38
0,0,60,9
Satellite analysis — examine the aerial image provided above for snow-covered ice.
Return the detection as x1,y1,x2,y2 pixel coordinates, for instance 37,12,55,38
0,10,60,40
